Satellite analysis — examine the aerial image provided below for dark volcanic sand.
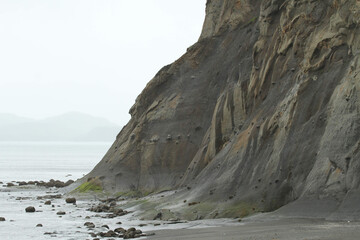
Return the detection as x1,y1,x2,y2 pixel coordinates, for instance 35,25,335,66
149,218,360,240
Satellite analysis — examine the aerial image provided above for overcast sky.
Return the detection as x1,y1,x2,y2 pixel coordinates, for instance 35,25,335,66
0,0,206,126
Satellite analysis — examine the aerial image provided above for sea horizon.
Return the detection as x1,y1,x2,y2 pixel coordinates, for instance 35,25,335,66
0,141,112,183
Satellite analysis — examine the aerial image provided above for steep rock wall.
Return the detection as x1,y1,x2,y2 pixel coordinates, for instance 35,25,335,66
83,0,360,218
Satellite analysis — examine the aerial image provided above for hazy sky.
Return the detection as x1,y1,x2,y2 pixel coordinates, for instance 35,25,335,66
0,0,206,126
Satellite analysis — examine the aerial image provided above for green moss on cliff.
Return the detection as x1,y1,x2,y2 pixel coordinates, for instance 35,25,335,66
76,181,102,193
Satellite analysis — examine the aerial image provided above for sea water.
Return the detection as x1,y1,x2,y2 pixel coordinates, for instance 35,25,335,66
0,141,241,239
0,141,111,182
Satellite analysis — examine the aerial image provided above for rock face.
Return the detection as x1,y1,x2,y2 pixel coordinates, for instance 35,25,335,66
84,0,360,219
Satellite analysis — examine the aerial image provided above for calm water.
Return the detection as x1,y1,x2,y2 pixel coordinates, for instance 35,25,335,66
0,141,240,239
0,142,112,182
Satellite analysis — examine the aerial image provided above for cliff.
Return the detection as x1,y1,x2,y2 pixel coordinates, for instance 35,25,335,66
82,0,360,220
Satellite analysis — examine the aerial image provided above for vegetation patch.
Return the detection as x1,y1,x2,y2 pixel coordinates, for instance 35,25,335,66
75,181,102,193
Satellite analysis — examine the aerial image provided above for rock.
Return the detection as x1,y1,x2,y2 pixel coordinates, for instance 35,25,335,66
114,227,126,233
18,181,27,186
65,197,76,204
84,222,95,228
101,224,109,229
77,0,360,221
99,230,117,238
6,183,15,187
64,180,74,186
89,232,97,237
44,200,51,205
36,224,43,227
56,211,66,215
0,217,5,221
123,231,135,239
153,212,162,220
25,206,35,213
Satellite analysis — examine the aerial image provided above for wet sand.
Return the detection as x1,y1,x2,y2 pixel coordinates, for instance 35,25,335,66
2,183,360,239
0,184,243,239
149,218,360,240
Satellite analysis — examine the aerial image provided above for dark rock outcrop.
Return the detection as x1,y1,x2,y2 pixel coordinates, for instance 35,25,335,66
81,0,360,219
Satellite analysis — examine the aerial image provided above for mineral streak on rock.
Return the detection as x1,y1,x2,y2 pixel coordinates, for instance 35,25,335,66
81,0,360,219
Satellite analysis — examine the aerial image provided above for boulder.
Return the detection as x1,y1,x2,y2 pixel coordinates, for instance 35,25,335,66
25,206,35,213
65,197,76,204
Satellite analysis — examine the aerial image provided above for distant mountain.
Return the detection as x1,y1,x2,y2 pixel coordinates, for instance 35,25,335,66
0,112,120,141
0,113,34,127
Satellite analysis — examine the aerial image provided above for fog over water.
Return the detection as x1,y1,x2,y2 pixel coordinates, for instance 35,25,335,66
0,0,206,126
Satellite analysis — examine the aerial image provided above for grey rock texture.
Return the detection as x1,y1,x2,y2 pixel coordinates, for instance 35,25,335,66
82,0,360,219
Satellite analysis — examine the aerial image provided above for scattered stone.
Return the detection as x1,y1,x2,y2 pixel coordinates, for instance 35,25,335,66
7,183,15,187
89,232,97,237
18,181,27,186
84,222,95,228
101,224,109,229
114,227,126,234
25,206,36,213
35,179,74,188
37,194,62,200
99,230,118,238
0,217,5,221
88,204,128,217
36,224,43,227
56,211,66,215
65,197,76,204
44,200,51,205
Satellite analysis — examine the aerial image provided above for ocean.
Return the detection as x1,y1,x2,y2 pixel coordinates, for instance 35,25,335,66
0,141,239,239
0,141,112,182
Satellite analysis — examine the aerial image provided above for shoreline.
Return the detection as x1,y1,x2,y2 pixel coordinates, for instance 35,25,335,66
2,182,360,240
148,218,360,240
0,182,244,239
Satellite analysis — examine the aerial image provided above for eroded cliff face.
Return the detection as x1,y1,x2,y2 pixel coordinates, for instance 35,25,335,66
84,0,360,219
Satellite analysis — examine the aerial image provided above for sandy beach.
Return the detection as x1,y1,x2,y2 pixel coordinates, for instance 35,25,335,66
149,218,360,240
2,183,360,239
